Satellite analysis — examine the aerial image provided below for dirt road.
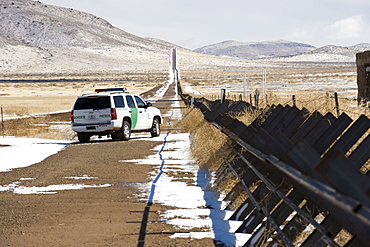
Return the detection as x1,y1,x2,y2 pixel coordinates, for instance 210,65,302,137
0,81,215,246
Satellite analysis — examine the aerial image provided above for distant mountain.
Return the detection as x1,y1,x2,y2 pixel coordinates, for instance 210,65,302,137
262,43,370,63
309,44,370,56
352,43,370,48
194,40,316,59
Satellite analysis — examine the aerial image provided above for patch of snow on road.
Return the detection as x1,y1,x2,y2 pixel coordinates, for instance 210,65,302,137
0,182,111,194
64,175,98,180
152,80,172,99
0,137,70,172
0,137,113,194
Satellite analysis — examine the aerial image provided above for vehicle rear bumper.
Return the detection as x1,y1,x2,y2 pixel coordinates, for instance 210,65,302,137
71,122,119,133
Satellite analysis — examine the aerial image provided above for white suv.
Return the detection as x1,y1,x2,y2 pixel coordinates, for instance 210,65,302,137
70,88,162,142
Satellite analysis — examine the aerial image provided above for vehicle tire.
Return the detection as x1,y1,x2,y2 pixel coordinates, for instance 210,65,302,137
77,132,90,143
118,120,131,141
150,118,160,137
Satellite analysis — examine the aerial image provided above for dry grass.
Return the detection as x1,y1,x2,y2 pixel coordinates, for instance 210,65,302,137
1,115,74,140
180,107,232,170
0,75,163,117
334,229,353,245
179,106,250,210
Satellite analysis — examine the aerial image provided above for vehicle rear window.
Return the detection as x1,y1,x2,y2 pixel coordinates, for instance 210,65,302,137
74,96,111,110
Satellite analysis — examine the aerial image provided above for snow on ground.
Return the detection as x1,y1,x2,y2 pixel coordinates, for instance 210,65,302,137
0,137,70,172
0,181,111,195
0,136,112,194
184,84,204,95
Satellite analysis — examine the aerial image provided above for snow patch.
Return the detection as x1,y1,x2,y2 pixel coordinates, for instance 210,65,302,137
0,137,70,172
0,182,111,194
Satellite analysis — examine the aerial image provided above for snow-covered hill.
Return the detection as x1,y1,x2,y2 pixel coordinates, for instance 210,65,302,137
0,0,177,72
310,44,370,56
263,44,370,63
0,0,169,50
194,39,370,63
194,40,316,59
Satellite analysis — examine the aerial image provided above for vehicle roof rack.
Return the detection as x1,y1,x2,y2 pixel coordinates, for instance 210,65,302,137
94,88,128,93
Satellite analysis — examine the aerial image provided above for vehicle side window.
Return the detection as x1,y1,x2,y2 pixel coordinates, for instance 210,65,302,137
134,96,146,108
126,95,136,108
113,96,125,108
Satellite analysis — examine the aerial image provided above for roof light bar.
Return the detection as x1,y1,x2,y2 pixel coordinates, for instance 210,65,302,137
95,88,127,93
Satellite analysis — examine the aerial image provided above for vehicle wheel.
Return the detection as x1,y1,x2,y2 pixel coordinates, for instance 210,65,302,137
77,132,90,143
150,118,160,137
118,120,131,141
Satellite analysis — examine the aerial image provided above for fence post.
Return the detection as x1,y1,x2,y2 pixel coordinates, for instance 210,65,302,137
265,94,268,106
334,92,340,117
221,89,226,104
326,92,330,112
255,90,260,108
1,105,4,137
292,95,296,107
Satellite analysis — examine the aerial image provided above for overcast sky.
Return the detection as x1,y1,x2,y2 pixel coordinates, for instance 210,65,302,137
41,0,370,49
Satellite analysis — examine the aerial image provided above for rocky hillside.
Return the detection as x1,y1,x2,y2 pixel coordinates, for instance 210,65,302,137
194,40,316,59
0,0,179,73
0,0,167,49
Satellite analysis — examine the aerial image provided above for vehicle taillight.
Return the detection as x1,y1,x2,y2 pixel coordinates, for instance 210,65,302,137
111,108,117,120
70,110,74,122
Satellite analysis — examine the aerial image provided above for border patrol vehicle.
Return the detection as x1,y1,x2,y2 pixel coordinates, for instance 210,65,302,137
70,88,162,142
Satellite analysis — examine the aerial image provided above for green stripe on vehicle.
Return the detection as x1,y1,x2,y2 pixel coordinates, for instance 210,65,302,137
130,108,138,129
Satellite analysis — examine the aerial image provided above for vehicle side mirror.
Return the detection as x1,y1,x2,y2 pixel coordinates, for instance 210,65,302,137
146,102,152,107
